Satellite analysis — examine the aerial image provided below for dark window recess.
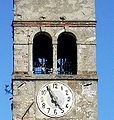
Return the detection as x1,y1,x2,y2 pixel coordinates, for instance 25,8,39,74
57,32,77,74
33,32,53,74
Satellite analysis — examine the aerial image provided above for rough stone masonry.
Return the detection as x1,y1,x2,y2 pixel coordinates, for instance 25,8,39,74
12,0,98,120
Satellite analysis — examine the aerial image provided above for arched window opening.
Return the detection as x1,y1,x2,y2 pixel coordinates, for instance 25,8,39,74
33,32,53,74
57,32,77,75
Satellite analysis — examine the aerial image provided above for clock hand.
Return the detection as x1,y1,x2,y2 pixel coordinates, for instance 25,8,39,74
46,86,56,104
46,86,59,106
46,86,63,111
46,86,54,99
55,102,63,111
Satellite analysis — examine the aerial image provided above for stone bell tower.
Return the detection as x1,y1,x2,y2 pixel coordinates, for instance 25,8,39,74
12,0,98,120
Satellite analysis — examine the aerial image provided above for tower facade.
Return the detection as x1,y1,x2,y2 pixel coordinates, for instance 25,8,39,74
12,0,98,120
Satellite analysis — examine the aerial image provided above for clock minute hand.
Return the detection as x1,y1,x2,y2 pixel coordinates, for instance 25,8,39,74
46,86,61,107
46,86,53,99
46,86,63,111
46,86,57,105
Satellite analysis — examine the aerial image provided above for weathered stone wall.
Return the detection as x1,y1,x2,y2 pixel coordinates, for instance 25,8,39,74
14,0,95,21
13,80,97,120
14,44,28,72
13,0,98,120
13,80,35,120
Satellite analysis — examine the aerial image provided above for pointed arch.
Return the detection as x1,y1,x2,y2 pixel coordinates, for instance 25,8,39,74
57,32,77,74
33,32,53,74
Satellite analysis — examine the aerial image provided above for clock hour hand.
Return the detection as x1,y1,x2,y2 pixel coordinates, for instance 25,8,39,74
55,102,63,111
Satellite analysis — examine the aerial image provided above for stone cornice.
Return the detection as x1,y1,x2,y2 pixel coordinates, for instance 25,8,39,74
12,71,98,80
13,21,96,27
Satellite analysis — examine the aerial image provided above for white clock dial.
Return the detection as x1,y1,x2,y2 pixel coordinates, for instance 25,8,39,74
37,82,73,117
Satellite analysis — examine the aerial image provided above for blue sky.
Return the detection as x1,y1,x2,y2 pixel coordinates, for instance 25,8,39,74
0,0,114,120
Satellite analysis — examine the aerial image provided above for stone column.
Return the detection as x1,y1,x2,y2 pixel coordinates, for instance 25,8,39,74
52,42,57,74
28,42,33,74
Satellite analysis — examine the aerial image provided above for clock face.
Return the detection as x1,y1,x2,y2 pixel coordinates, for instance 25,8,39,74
37,82,73,117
